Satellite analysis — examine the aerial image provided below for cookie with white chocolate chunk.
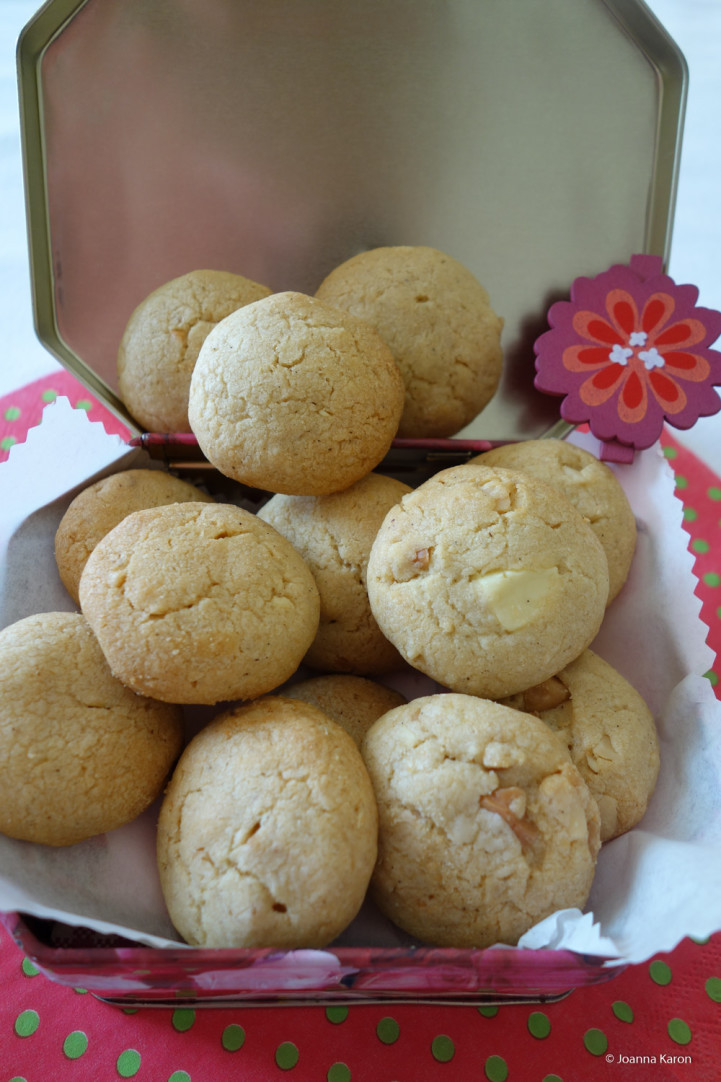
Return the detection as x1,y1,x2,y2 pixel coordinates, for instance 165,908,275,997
361,693,600,948
500,649,659,842
367,463,609,699
470,438,636,602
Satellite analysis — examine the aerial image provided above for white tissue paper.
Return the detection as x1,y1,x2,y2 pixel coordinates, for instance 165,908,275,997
1,398,720,964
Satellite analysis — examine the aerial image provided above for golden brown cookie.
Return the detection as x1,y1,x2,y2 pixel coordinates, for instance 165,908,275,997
55,468,214,604
361,693,600,947
156,695,378,947
315,245,504,437
367,463,609,699
283,674,406,746
117,268,272,431
470,439,636,602
187,291,405,496
0,611,183,846
79,502,320,705
500,650,659,841
258,472,411,673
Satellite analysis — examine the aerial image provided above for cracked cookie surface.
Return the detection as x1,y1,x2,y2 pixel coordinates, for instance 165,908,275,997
315,245,503,437
79,502,320,705
258,472,411,673
0,611,183,846
283,674,406,747
361,693,600,948
156,695,378,947
366,463,609,699
117,268,272,431
188,291,405,495
470,439,636,602
500,649,659,841
55,468,214,604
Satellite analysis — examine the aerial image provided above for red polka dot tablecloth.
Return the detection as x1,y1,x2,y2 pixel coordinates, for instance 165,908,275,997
1,373,721,1081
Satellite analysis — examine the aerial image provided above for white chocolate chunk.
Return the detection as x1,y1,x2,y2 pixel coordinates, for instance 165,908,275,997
475,567,560,630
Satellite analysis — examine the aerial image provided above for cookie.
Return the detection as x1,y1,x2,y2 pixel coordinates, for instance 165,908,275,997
156,695,378,947
499,650,659,841
258,472,411,673
55,468,214,604
187,291,405,495
470,439,636,602
315,245,504,437
367,463,609,699
361,693,600,948
117,268,272,432
0,611,183,846
79,502,320,705
283,674,406,746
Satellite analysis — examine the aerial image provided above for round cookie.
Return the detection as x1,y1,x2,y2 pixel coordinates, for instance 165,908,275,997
361,693,600,948
55,468,214,604
470,439,636,602
157,695,378,947
315,245,504,437
367,463,610,699
79,502,320,705
283,674,406,747
188,291,405,496
499,649,659,842
0,611,184,847
258,472,412,673
117,268,272,432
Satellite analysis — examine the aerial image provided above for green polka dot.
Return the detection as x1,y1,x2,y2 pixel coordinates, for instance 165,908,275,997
221,1024,245,1051
708,486,721,501
484,1055,508,1082
683,506,698,522
612,1000,634,1023
478,1004,499,1017
8,1077,28,1082
649,959,672,985
675,474,688,490
528,1011,551,1038
1,436,17,451
275,1041,299,1070
691,538,711,554
4,405,20,421
117,1049,142,1077
706,670,719,686
326,1005,348,1024
123,1008,139,1015
703,572,721,588
172,1008,195,1032
14,1009,39,1037
74,986,88,994
583,1028,608,1056
668,1018,692,1045
690,934,710,945
168,1073,191,1082
376,1017,399,1044
63,1031,88,1059
327,1064,351,1082
41,389,57,402
663,446,678,459
542,1076,563,1082
21,957,39,977
431,1035,455,1062
75,399,92,411
705,976,721,1002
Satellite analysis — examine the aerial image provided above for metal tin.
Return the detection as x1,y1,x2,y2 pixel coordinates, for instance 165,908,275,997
17,0,686,441
8,0,687,1005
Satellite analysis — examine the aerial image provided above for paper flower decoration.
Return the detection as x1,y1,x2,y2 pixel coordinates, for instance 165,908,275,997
534,254,721,461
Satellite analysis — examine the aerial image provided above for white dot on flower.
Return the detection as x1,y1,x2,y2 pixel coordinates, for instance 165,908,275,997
609,344,632,365
639,347,664,369
629,331,647,346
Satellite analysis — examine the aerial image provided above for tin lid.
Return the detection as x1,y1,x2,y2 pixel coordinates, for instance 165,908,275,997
17,0,686,440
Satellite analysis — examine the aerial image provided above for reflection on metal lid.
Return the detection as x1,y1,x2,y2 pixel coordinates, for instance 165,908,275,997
17,0,686,439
